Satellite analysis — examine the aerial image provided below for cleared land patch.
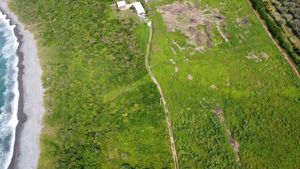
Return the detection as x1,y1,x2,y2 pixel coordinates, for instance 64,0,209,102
157,2,228,51
245,52,270,62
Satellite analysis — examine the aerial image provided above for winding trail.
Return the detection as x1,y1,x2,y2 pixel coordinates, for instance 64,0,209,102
145,23,179,169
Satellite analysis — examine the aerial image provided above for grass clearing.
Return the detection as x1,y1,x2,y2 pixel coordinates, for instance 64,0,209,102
150,0,300,168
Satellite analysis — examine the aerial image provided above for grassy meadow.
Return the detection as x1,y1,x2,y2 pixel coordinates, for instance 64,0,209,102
149,0,300,168
11,0,173,168
10,0,300,168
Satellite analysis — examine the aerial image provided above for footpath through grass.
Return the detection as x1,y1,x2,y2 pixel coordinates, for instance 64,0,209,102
150,0,300,168
11,0,173,168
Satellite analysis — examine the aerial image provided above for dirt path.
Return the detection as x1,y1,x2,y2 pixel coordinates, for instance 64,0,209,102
145,23,180,169
246,0,300,79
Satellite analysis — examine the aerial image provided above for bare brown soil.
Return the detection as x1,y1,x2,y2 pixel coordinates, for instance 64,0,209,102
236,17,250,26
245,52,270,62
157,2,228,51
213,106,241,164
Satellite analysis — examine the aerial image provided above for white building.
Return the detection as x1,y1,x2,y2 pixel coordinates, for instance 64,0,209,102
117,1,127,10
132,2,146,16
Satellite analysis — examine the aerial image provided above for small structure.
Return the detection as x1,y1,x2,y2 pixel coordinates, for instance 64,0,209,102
132,2,146,16
117,0,127,10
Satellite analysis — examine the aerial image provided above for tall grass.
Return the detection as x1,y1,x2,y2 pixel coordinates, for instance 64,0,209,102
150,0,300,168
11,0,173,168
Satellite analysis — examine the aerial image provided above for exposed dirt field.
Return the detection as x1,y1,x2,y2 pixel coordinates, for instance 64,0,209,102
236,17,250,26
213,106,240,164
187,74,193,80
157,2,228,51
246,52,270,62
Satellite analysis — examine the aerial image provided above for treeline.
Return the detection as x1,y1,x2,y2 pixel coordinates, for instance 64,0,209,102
250,0,300,68
273,0,300,39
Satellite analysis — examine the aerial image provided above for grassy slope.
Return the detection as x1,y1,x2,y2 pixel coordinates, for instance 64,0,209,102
11,0,173,168
150,0,300,168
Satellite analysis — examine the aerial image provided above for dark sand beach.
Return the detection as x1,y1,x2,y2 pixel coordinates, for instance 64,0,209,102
0,1,45,168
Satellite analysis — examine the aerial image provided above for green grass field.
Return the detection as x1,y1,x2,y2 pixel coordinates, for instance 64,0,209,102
10,0,300,168
149,0,300,168
11,0,173,168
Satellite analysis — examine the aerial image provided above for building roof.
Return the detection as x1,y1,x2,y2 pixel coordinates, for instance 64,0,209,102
132,2,145,15
117,1,126,8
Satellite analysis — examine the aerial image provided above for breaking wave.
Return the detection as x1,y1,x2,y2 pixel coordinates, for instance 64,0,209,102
0,11,20,169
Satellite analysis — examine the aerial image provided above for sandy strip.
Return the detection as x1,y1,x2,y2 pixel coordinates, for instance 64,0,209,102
0,1,45,169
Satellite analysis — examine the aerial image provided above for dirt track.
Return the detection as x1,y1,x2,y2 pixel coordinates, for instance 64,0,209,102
145,23,180,169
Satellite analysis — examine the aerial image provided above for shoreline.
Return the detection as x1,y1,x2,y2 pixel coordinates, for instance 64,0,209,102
0,7,27,169
8,18,27,169
0,1,45,169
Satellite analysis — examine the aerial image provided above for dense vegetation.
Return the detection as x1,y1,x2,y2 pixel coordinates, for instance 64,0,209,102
150,0,300,168
10,0,300,168
250,0,300,67
11,0,173,168
269,0,300,39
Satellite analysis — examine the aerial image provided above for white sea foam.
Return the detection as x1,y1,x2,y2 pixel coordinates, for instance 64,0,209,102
0,11,19,169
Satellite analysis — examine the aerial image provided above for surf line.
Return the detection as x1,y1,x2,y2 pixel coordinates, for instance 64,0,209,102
0,10,21,169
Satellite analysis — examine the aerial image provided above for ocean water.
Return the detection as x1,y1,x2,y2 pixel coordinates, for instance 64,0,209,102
0,11,19,169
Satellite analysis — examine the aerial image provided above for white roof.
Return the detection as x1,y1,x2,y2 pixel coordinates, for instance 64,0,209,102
117,1,126,7
132,2,145,15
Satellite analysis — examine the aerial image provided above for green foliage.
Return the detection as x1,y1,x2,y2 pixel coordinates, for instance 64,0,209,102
12,0,173,168
274,0,300,38
11,0,300,168
150,0,300,168
250,0,300,68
